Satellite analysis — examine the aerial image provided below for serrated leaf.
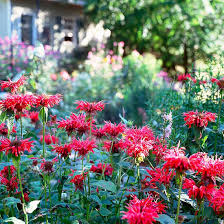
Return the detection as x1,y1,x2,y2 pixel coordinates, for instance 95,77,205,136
156,214,175,224
25,200,40,213
4,217,25,224
99,207,111,216
0,111,7,123
92,180,116,193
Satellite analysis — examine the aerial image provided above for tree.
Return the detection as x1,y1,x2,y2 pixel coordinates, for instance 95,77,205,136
85,0,224,73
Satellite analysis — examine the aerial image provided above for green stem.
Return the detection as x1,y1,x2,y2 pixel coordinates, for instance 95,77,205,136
137,164,141,199
20,116,23,138
175,174,183,224
109,140,114,170
48,177,53,224
17,163,28,224
44,175,48,224
42,121,46,158
214,90,222,153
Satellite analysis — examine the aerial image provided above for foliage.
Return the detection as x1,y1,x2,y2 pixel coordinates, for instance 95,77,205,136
85,0,224,72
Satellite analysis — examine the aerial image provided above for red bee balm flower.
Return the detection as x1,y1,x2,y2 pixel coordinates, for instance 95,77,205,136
40,160,54,173
122,196,166,224
35,94,62,108
0,165,18,192
40,134,59,145
122,126,155,159
210,184,224,215
145,167,174,186
103,122,126,138
163,146,190,173
0,94,36,113
189,152,224,179
73,138,96,158
70,174,85,191
183,178,215,201
58,113,90,136
75,100,105,115
90,163,113,176
211,77,224,90
177,74,191,82
183,111,216,128
52,143,73,158
0,138,34,157
0,75,27,93
28,111,39,123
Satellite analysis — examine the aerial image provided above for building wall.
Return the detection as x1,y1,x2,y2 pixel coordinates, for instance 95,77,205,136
11,0,84,52
0,0,11,38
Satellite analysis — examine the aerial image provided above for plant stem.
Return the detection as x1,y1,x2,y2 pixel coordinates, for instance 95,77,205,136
137,164,141,199
175,174,183,224
42,121,46,158
214,90,222,153
17,164,28,224
48,177,53,224
44,175,48,224
20,116,23,138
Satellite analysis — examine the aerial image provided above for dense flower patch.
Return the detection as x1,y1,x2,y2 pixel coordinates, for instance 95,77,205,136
0,70,224,224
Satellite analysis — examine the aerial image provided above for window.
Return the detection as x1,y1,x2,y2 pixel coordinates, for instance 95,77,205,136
21,15,33,45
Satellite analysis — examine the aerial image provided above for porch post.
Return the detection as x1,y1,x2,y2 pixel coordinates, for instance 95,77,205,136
0,0,11,39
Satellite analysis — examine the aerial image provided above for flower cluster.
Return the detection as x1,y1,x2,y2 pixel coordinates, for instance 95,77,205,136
183,111,216,128
0,166,18,192
75,100,105,115
122,196,166,224
90,163,113,176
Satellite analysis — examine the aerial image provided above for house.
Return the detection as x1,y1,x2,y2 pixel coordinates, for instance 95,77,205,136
0,0,86,52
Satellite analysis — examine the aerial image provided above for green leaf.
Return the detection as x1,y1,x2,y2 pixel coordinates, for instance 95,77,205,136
91,180,116,193
89,195,102,206
39,107,48,123
25,200,40,213
4,217,25,224
156,214,175,224
3,197,21,207
0,111,6,123
99,207,112,216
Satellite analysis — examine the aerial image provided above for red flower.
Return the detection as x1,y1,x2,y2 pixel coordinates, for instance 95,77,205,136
75,100,105,115
189,152,224,180
183,111,216,128
90,163,113,176
122,126,155,159
72,138,96,158
0,123,16,136
0,137,34,157
152,138,167,164
40,160,54,173
48,115,58,126
28,111,39,123
58,113,90,136
0,166,18,192
92,127,106,139
103,140,124,153
211,77,224,89
145,167,174,186
183,178,215,201
0,75,27,93
210,184,224,215
163,146,190,173
103,121,126,138
70,173,85,191
0,94,36,113
122,196,166,224
40,134,59,145
35,94,62,108
52,143,73,158
177,74,191,82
